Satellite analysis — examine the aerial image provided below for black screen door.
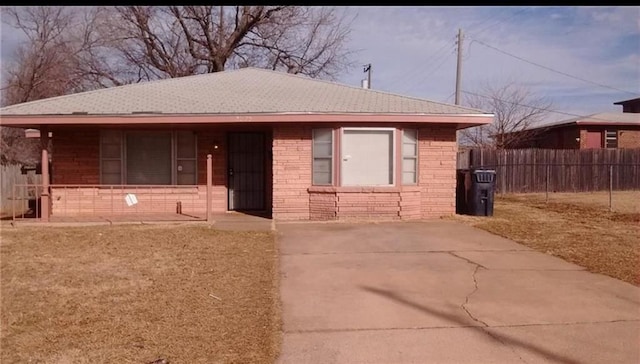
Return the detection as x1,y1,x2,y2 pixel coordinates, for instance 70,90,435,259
228,132,266,211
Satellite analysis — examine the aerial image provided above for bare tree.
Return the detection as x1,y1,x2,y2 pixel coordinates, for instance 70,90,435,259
102,6,355,81
1,6,356,164
458,81,553,149
0,7,80,165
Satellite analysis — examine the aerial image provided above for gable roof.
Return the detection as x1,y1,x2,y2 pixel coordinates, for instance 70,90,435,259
0,67,487,116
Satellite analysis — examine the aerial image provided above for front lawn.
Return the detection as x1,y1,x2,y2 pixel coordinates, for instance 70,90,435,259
452,192,640,286
1,224,280,363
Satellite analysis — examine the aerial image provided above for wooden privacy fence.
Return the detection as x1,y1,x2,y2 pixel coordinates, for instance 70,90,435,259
456,148,640,193
0,164,42,216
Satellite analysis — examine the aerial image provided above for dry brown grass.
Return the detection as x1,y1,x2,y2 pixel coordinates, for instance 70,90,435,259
509,191,640,214
0,224,280,364
452,193,640,286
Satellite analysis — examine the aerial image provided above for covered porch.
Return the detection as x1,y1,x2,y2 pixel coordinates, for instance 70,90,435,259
12,123,275,222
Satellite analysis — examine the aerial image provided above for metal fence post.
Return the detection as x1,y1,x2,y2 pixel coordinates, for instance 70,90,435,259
206,154,213,223
546,164,550,202
609,164,613,212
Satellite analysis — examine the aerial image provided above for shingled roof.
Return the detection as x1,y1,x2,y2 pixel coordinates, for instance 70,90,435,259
0,67,487,116
529,112,640,130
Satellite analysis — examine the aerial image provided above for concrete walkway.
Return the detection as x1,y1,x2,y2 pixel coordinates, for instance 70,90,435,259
276,220,640,364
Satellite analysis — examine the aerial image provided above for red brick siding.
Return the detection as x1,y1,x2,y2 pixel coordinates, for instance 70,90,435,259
618,129,640,148
196,131,228,212
272,126,312,220
51,186,207,216
309,190,337,220
308,186,422,221
579,127,640,149
52,129,100,184
418,125,457,218
304,125,458,221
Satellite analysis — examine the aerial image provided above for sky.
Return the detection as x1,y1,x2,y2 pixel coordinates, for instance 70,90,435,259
338,6,639,123
1,6,639,124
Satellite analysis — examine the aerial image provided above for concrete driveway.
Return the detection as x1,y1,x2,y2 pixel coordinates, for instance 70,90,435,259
276,220,639,364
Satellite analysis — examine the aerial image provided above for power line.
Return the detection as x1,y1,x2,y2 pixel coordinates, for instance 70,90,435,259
468,7,532,37
468,37,638,96
386,36,456,91
402,50,455,94
461,90,627,123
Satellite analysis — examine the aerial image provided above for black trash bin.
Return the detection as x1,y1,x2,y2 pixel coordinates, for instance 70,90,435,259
455,169,471,214
468,169,496,216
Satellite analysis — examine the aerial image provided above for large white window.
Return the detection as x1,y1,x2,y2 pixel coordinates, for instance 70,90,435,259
100,130,197,185
341,128,394,186
402,129,418,184
312,129,333,185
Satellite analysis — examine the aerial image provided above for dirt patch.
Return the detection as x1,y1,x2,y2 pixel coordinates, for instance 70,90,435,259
1,224,280,363
451,194,640,286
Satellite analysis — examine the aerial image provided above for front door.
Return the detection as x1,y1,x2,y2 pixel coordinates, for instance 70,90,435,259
228,132,266,211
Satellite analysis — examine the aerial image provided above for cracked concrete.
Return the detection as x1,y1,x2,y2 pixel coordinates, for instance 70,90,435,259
276,221,640,364
461,265,488,327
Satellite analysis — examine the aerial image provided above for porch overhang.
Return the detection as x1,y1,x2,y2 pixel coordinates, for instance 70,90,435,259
0,112,493,130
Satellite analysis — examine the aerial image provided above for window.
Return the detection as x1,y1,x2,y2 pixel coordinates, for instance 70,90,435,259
100,130,197,185
312,129,333,185
341,128,394,186
176,131,197,185
126,132,172,184
605,130,618,148
402,129,418,184
100,130,123,184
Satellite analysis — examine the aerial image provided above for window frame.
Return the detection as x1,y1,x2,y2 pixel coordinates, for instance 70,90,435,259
99,130,124,185
604,129,618,149
401,129,418,185
312,128,334,186
340,127,397,187
99,130,198,185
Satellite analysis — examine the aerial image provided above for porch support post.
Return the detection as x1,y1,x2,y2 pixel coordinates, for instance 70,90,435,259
40,126,50,222
206,154,213,223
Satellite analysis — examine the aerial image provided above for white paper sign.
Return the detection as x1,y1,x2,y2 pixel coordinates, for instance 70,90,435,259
125,193,138,206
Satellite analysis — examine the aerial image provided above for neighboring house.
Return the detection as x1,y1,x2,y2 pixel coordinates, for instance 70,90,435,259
505,112,640,149
0,68,493,221
613,97,640,113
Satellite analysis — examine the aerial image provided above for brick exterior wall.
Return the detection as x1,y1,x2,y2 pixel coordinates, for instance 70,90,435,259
52,129,100,184
418,125,457,218
49,124,460,220
271,126,312,220
51,186,207,216
579,129,591,149
579,127,640,149
308,186,422,221
196,130,228,212
300,124,458,221
50,129,231,216
618,129,640,148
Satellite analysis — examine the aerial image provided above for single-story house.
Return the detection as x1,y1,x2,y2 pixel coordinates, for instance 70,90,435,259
614,97,640,113
0,67,493,221
504,112,640,149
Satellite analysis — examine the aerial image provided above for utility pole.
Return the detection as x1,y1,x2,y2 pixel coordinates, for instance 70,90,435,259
363,63,372,89
455,28,463,105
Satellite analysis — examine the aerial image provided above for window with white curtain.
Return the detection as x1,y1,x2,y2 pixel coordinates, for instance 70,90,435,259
341,128,394,186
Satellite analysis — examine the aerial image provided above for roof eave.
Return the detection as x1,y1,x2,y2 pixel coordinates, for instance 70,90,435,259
0,112,494,128
575,120,640,127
